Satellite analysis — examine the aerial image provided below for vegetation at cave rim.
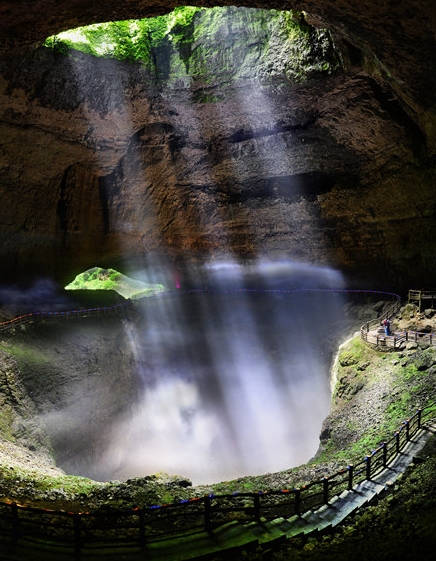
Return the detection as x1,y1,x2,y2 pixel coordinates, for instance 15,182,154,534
44,6,202,61
43,6,339,82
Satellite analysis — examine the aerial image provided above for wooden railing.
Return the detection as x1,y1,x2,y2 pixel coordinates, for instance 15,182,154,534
1,404,434,557
360,292,402,337
0,287,403,333
360,291,436,349
362,329,436,349
408,289,436,311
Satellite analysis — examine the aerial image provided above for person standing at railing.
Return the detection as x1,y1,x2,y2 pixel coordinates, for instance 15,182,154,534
383,318,391,335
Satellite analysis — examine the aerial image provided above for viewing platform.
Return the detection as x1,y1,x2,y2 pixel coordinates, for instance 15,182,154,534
361,289,436,349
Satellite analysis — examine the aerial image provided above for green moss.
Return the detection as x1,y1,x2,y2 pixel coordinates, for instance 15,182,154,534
44,7,202,63
0,463,100,496
400,362,420,380
386,391,413,423
317,334,436,465
0,342,50,368
43,7,340,87
0,406,15,442
66,267,120,291
65,267,166,299
338,337,371,366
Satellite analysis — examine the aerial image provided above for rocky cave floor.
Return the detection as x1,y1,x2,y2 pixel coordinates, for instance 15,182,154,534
1,302,436,559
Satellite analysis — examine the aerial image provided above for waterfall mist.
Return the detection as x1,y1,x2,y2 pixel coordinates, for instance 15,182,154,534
93,259,347,485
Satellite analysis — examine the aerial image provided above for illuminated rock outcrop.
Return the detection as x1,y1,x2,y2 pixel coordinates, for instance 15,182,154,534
65,267,166,299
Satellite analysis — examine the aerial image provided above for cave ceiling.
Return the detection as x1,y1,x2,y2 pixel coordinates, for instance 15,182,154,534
2,0,435,141
1,1,436,288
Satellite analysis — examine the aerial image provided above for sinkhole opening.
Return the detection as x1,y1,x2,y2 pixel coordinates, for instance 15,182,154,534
42,5,340,85
1,260,379,487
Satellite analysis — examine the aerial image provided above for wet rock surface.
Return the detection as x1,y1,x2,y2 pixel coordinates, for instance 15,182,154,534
0,5,435,288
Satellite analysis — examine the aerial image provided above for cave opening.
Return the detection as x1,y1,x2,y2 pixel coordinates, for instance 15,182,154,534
0,6,360,486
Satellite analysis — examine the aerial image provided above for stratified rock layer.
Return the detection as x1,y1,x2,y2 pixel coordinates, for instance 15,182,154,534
0,4,435,288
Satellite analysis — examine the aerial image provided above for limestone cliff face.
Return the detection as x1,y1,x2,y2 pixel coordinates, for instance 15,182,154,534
0,6,435,288
0,317,142,480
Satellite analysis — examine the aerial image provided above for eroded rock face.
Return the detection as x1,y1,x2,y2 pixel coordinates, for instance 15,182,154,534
0,3,435,288
1,316,142,480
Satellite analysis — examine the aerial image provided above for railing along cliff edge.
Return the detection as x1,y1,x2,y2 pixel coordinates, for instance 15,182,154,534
360,291,436,349
0,404,434,558
0,287,403,333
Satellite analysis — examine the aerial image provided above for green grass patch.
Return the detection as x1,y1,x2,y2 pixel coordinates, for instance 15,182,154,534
338,337,377,368
0,342,49,368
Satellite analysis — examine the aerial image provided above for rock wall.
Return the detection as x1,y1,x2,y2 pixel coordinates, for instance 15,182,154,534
0,316,142,480
0,6,435,288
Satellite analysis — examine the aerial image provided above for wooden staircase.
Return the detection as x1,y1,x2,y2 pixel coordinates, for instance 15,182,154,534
2,422,434,560
143,421,436,560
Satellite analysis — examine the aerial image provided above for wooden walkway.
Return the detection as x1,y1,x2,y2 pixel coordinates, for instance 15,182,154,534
361,326,436,349
408,289,436,311
361,290,436,349
148,421,436,561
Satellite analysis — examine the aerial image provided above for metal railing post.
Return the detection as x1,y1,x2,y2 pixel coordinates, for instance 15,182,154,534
365,456,371,480
204,495,212,532
347,465,354,490
139,510,146,550
73,513,81,561
382,442,387,468
254,493,261,523
294,488,301,516
323,477,329,504
11,503,19,543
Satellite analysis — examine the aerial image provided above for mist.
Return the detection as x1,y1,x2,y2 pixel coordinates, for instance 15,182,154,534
0,278,74,313
95,259,347,485
2,260,353,485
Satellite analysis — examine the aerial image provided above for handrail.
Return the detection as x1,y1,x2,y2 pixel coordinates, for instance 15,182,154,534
360,291,436,349
362,328,436,349
1,403,434,556
0,287,402,332
360,292,402,335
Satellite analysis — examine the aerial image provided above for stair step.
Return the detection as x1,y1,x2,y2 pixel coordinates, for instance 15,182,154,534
315,504,340,524
278,515,310,538
151,520,263,560
356,480,386,496
302,510,324,524
248,518,288,544
300,511,324,534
